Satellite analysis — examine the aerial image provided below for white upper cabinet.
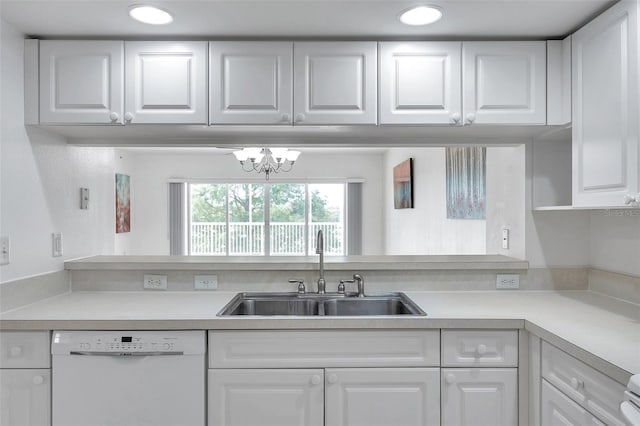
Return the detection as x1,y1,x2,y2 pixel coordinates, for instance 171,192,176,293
572,0,639,207
39,40,124,124
210,42,293,125
462,41,547,125
379,42,462,125
293,42,377,125
125,41,208,124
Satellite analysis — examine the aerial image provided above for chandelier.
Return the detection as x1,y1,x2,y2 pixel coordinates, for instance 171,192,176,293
232,147,301,180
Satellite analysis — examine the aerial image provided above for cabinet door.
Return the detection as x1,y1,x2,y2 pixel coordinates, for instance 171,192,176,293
210,42,292,124
541,380,605,426
441,368,517,426
39,40,123,124
125,41,208,124
462,41,546,124
325,368,440,426
0,369,50,426
294,42,377,125
572,0,639,207
208,369,324,426
379,42,461,125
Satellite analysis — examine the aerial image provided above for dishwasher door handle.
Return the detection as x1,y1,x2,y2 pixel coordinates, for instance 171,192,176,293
70,351,185,356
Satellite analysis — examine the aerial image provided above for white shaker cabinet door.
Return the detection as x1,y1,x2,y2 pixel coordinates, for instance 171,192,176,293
294,42,377,125
39,40,123,124
125,41,208,124
210,41,293,124
462,41,546,125
208,369,324,426
325,368,440,426
441,368,517,426
0,369,50,426
379,42,462,125
572,0,639,207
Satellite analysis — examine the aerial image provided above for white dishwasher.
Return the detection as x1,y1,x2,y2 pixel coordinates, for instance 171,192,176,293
51,330,205,426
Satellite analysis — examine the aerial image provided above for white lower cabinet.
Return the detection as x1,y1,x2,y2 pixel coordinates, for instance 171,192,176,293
541,379,605,426
0,331,50,426
441,368,518,426
0,370,50,426
208,367,439,426
325,368,440,426
208,369,324,426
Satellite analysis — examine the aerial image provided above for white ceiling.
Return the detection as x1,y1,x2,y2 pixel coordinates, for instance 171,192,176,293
0,0,616,39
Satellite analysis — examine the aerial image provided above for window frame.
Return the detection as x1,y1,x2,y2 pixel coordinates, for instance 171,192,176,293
186,179,348,257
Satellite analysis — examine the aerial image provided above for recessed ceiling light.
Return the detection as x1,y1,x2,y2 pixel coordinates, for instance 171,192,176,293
129,5,173,25
399,6,443,26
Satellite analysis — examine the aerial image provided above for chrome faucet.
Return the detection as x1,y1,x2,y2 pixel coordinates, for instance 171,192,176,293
316,229,326,294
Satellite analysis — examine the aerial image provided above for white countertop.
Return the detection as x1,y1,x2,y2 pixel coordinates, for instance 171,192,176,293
64,254,529,271
0,290,637,384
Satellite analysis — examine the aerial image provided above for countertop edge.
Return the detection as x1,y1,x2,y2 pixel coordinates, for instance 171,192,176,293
524,320,632,385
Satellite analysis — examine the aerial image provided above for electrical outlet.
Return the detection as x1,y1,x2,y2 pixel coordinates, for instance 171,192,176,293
144,274,167,290
194,275,218,290
0,236,10,265
52,233,63,257
496,274,520,289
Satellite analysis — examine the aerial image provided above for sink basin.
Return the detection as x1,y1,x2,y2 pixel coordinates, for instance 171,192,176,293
322,296,423,316
221,297,320,316
217,292,426,317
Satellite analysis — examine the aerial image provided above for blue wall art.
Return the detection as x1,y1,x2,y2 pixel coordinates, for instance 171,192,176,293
393,158,413,209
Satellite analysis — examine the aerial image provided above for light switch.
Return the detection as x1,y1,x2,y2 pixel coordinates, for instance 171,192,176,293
0,236,10,265
52,233,63,257
80,188,90,209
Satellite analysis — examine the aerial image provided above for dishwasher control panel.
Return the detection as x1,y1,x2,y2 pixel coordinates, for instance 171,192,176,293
51,330,205,355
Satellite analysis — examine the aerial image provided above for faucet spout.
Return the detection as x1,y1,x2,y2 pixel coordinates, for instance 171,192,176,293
316,230,325,294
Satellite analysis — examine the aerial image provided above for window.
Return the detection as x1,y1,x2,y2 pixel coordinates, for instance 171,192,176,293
188,182,345,256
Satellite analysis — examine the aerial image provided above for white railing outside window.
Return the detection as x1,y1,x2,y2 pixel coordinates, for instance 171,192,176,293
191,222,343,256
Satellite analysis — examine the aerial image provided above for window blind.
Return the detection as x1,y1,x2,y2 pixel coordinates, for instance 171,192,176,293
168,182,188,255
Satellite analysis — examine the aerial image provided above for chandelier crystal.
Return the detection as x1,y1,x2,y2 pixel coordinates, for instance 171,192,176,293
233,147,301,180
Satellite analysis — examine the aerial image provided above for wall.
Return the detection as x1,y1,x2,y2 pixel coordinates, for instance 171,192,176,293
0,21,115,283
384,147,485,255
117,149,385,255
486,145,526,258
589,211,640,276
524,140,591,268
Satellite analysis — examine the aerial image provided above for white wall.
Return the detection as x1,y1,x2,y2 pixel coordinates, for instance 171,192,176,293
589,211,640,276
524,140,591,268
384,147,487,255
486,145,526,259
119,149,385,255
0,21,115,282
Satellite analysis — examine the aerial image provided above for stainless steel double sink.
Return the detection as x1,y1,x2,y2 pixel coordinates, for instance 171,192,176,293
217,292,426,317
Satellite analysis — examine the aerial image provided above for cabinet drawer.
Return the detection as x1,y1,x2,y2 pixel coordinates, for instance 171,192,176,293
0,332,50,369
541,380,605,426
541,342,625,426
441,330,518,367
209,330,440,368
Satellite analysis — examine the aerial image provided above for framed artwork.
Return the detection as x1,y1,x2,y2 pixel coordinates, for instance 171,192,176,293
446,146,486,219
393,158,413,209
115,173,130,233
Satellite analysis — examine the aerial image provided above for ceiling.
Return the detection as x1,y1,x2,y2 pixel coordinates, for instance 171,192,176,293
0,0,616,39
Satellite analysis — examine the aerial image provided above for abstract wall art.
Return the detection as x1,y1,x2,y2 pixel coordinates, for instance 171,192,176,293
446,146,486,219
115,173,130,233
393,158,413,209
